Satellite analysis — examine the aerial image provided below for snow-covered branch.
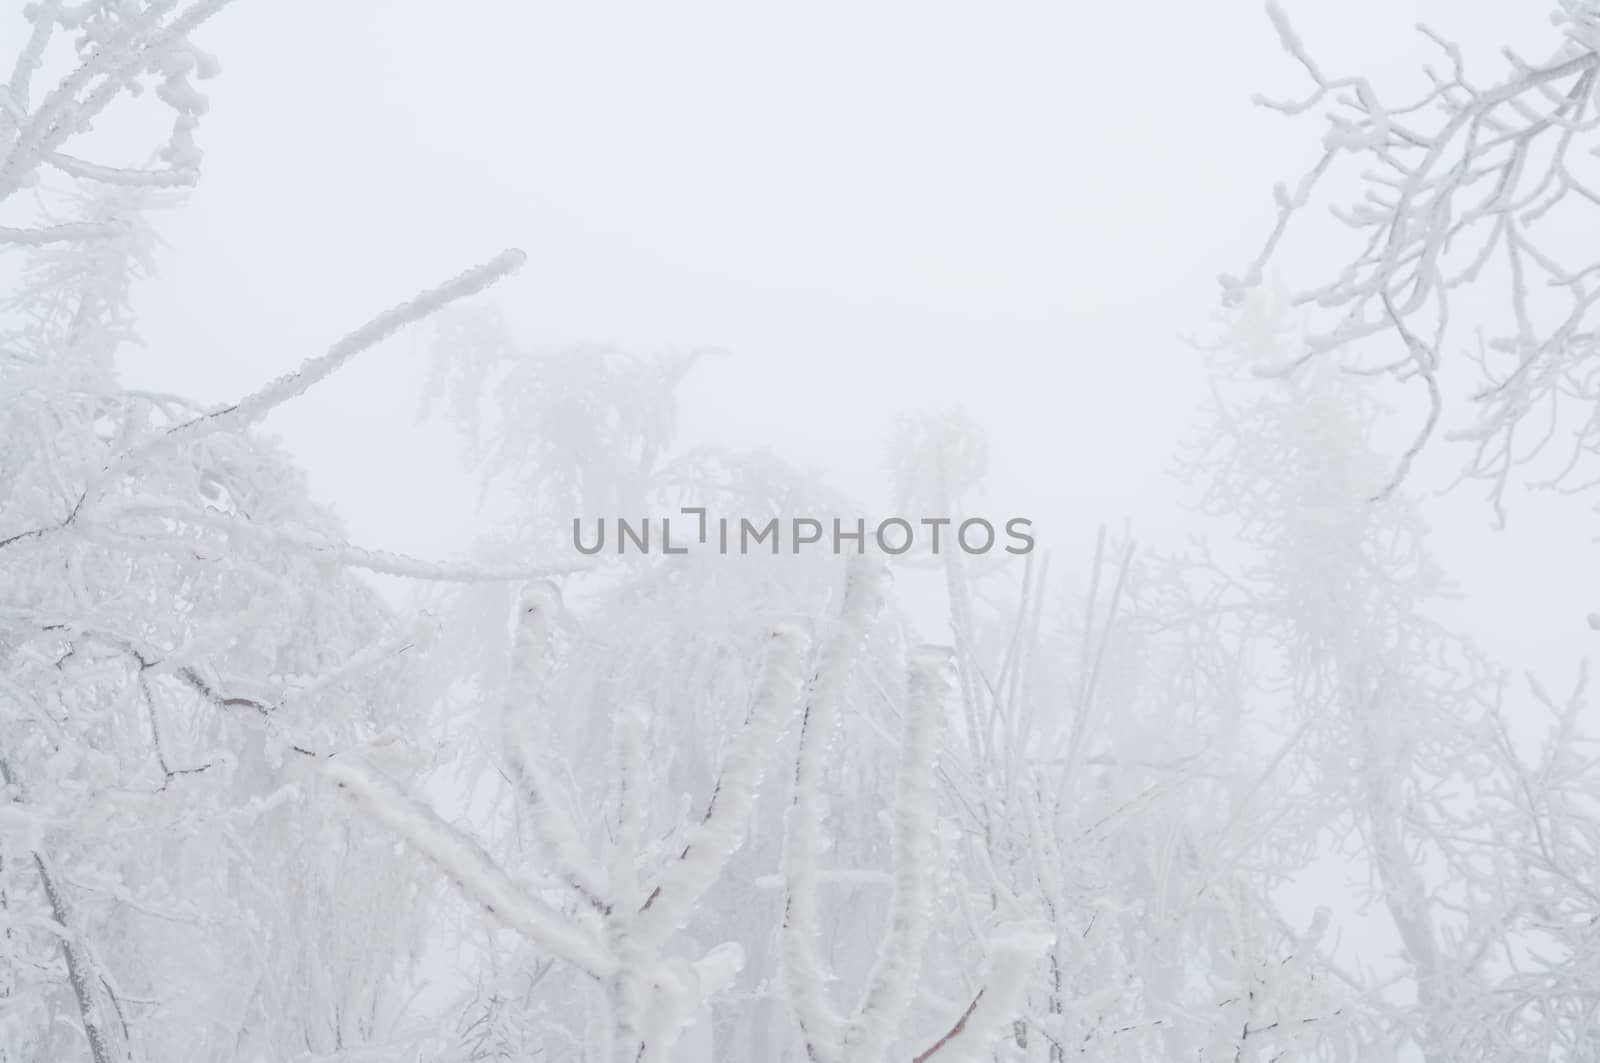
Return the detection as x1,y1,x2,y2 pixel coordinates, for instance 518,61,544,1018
114,248,527,477
781,557,885,1061
323,755,617,979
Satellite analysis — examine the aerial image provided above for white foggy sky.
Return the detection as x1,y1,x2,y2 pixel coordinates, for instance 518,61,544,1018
16,0,1584,674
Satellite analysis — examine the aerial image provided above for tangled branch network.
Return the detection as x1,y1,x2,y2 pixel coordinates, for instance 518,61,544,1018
1227,2,1600,516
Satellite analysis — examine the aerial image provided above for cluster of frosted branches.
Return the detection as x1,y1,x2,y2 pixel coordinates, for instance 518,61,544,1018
0,217,531,1058
0,6,586,1059
328,590,812,1063
1229,3,1600,514
330,562,1058,1063
780,559,1054,1063
0,0,235,237
1176,300,1600,1060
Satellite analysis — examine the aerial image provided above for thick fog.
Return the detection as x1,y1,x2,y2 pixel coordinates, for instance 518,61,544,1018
4,2,1600,1061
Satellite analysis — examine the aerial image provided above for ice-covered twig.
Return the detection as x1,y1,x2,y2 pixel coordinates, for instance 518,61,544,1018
0,221,121,245
45,152,198,188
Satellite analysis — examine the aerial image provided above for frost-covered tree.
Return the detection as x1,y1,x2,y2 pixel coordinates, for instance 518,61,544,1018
1175,300,1600,1061
1231,2,1600,512
0,5,547,1059
12,5,1596,1063
338,344,1070,1057
326,559,1056,1063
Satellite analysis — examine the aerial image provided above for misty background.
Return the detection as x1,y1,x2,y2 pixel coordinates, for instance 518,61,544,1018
9,1,1589,678
9,3,1600,1059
